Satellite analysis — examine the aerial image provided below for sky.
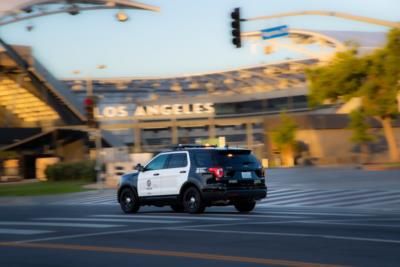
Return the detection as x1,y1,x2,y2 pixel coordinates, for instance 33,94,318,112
0,0,399,79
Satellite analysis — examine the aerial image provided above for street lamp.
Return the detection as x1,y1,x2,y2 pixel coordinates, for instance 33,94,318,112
116,10,129,22
68,4,80,16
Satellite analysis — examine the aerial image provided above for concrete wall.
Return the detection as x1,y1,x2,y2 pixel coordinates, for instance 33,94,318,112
56,139,86,162
295,128,400,165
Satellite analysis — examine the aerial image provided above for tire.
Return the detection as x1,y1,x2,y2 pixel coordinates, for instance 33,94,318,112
119,188,140,214
234,200,256,213
170,203,185,213
182,187,205,214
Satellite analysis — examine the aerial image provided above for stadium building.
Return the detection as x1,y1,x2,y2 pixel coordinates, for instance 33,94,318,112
1,30,398,182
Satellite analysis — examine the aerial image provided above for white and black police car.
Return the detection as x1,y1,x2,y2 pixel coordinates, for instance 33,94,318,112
117,145,267,214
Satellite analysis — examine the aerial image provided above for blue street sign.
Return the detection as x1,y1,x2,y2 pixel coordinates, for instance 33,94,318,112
261,25,289,40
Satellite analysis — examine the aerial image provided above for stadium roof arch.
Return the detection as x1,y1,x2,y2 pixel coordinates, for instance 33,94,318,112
0,0,159,26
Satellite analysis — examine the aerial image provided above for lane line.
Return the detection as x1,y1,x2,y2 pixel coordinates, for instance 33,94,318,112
0,228,54,235
10,220,302,244
0,222,123,229
34,217,184,224
91,214,298,220
171,228,400,245
295,220,400,229
233,210,368,217
0,242,344,267
10,226,169,244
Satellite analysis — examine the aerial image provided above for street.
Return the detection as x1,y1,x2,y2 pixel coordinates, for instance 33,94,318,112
0,204,400,267
1,167,400,267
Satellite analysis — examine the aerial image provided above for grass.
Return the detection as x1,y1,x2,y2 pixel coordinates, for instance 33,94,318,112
383,162,400,167
0,181,92,197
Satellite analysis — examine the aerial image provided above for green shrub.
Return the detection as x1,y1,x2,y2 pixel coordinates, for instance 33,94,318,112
45,161,96,182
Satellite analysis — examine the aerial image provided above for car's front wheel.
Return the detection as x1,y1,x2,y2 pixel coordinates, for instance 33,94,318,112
119,188,140,213
182,187,205,214
234,200,256,213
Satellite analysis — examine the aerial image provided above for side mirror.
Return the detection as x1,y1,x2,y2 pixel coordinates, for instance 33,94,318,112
134,163,144,172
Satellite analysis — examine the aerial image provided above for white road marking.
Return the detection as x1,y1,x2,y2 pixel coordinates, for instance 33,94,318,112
11,226,169,244
252,210,368,217
11,219,302,244
35,217,184,224
366,198,400,207
338,194,400,207
171,228,400,244
92,214,245,221
0,222,122,228
265,189,317,198
295,220,400,228
264,190,368,206
0,228,54,235
305,191,397,206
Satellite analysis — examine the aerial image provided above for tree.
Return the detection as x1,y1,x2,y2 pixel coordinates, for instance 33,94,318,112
348,109,374,163
307,28,400,162
271,112,298,166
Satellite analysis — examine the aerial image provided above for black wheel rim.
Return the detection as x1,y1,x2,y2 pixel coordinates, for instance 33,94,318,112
185,190,198,211
122,191,134,210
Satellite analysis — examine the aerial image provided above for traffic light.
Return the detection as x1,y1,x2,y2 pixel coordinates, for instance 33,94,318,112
231,7,241,48
84,96,97,128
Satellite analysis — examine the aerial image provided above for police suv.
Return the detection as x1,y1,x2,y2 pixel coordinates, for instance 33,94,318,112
117,145,267,214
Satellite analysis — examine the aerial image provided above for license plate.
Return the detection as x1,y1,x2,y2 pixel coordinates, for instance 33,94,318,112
241,172,252,179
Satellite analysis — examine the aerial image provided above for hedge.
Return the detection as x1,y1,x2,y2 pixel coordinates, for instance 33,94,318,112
45,160,96,182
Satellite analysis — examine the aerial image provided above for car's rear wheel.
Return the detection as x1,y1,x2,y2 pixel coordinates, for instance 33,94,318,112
234,200,256,213
119,188,140,213
182,187,205,214
170,203,185,212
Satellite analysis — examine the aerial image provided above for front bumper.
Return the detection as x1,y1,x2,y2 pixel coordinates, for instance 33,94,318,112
202,185,267,202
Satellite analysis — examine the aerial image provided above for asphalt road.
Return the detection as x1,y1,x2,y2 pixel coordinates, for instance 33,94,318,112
0,204,400,267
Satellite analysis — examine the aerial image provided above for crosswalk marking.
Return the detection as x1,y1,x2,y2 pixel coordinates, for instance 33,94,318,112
336,194,400,207
266,189,314,197
262,190,355,205
0,221,123,228
367,198,400,207
0,228,54,235
267,190,379,206
304,191,398,207
35,217,184,224
49,188,400,210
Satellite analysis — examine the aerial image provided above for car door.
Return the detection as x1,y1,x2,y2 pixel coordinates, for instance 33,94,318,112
159,152,190,196
137,154,168,197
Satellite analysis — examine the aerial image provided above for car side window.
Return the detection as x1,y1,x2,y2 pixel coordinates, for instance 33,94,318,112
166,153,188,169
145,154,169,171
